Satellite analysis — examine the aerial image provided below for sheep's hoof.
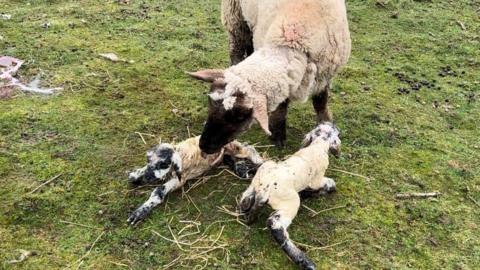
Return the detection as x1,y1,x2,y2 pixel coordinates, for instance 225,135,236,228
298,255,316,270
270,137,286,148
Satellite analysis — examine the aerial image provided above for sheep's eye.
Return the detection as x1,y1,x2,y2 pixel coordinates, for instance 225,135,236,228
225,108,252,123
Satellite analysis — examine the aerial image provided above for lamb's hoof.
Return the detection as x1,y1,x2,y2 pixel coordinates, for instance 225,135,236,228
127,208,150,226
303,263,316,270
299,257,316,270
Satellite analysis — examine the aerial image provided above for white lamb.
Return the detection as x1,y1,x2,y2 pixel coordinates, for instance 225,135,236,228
127,136,263,225
238,122,341,270
189,0,351,154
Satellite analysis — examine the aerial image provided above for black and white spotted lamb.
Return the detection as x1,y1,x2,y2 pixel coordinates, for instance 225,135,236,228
238,122,340,270
127,136,263,225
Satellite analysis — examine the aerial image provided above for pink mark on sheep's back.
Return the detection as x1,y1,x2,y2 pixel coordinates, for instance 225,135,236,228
282,23,306,48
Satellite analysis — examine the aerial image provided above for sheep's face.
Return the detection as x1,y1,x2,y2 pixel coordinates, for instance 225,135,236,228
144,144,175,182
302,122,341,157
200,82,254,154
188,69,270,155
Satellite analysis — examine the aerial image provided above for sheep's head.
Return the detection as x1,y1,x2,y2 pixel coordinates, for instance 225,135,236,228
302,122,341,157
188,69,270,155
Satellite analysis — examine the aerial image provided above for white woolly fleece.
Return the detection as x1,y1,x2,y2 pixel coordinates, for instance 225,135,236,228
222,0,351,111
224,47,311,112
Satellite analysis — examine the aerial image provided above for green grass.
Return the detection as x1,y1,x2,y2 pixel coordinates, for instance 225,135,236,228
1,0,479,269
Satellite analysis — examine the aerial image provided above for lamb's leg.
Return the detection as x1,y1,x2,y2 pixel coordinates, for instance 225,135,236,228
127,176,182,225
299,177,336,199
221,0,253,65
269,99,289,147
238,186,266,224
312,88,332,122
267,194,315,270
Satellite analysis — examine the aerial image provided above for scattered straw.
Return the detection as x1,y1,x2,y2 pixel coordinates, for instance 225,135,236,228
330,168,371,181
302,204,319,216
27,173,63,194
64,231,105,270
216,205,250,229
467,194,480,208
155,218,230,269
108,261,131,269
309,205,348,217
135,132,147,145
395,192,441,199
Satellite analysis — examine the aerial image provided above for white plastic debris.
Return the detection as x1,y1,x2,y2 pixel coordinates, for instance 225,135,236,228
7,249,38,264
99,53,120,62
1,14,12,20
99,53,134,63
0,56,62,95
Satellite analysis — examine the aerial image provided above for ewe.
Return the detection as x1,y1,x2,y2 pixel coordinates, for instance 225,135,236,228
189,0,351,154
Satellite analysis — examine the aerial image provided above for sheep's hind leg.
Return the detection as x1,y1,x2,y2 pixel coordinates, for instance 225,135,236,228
269,99,289,147
267,194,315,270
299,177,336,199
222,0,253,65
228,25,253,65
127,176,181,225
312,87,332,122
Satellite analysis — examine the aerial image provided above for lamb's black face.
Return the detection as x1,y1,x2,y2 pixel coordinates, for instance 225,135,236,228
144,145,174,181
200,99,254,154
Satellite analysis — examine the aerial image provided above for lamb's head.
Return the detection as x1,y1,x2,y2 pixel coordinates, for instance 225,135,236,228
302,122,341,157
144,143,177,182
188,69,270,154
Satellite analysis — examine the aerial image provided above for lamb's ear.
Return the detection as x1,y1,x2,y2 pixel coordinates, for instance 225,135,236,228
252,94,271,136
187,69,224,83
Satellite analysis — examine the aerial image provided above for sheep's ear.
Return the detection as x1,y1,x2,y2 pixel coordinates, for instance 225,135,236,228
187,69,224,83
252,94,271,136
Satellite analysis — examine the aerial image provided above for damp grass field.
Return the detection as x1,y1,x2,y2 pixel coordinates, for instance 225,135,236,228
0,0,479,269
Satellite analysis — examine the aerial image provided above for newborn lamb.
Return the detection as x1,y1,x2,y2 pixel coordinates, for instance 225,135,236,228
127,136,263,225
238,122,340,270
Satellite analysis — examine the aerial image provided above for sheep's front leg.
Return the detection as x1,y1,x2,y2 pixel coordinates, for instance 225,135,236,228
269,99,289,147
267,194,315,270
299,177,336,199
312,88,332,122
127,176,181,225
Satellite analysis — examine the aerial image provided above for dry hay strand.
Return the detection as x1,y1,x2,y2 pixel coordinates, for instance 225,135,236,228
152,218,230,269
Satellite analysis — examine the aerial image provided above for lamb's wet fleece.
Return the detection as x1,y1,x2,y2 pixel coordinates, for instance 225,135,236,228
127,136,263,225
239,122,340,270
